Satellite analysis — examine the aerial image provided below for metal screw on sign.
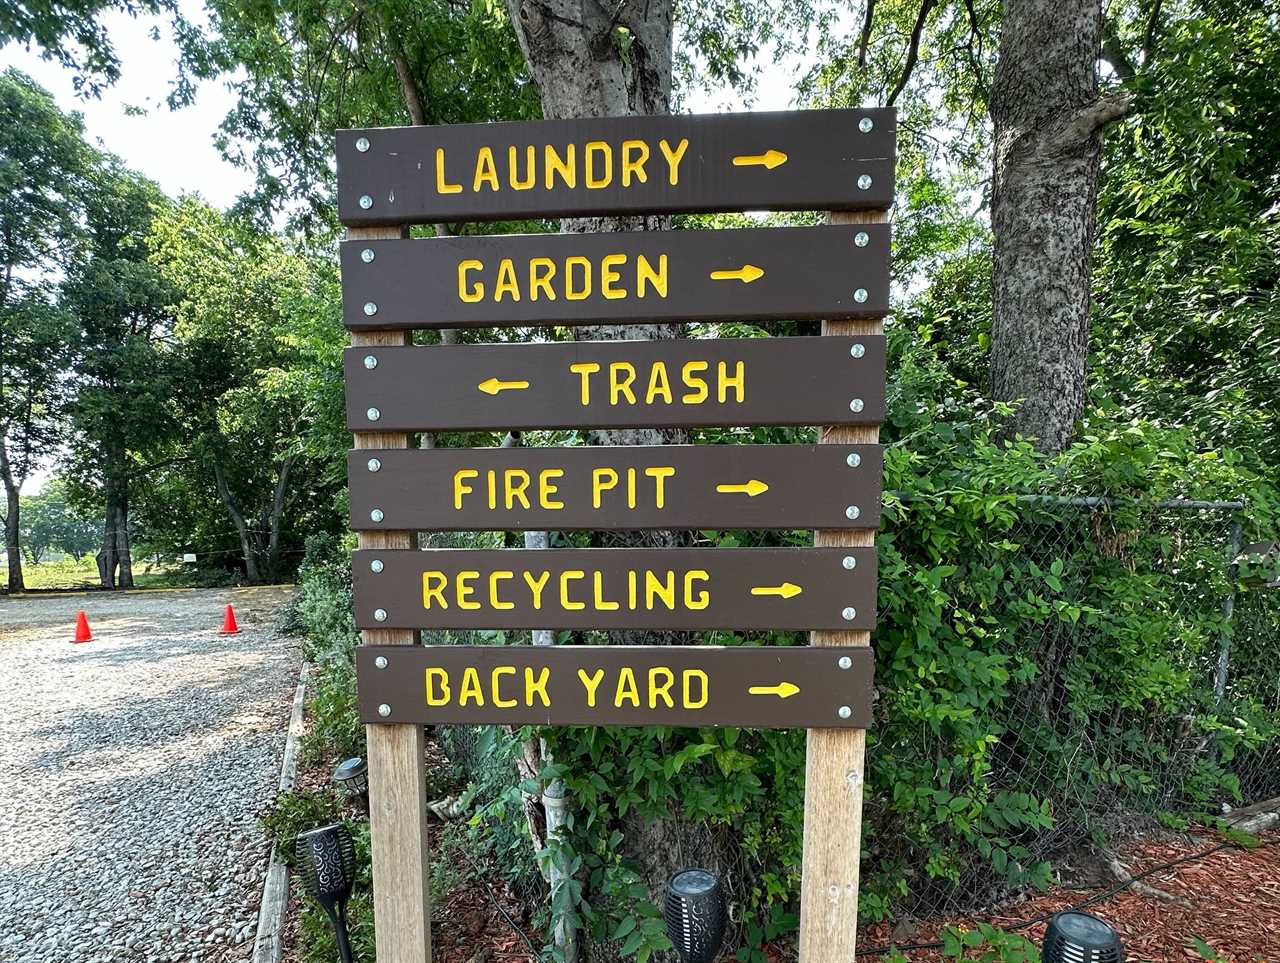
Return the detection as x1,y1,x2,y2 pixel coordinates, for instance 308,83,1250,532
847,452,862,468
367,458,381,472
377,703,391,717
355,137,370,153
358,194,373,209
370,559,384,573
854,231,870,247
838,656,853,670
837,705,853,719
853,288,868,303
370,508,384,522
362,354,377,369
857,174,872,190
849,398,865,413
841,607,857,621
360,248,375,263
366,407,381,421
846,506,860,520
363,301,378,316
842,556,857,570
374,655,388,669
858,117,874,133
373,608,388,622
850,343,866,358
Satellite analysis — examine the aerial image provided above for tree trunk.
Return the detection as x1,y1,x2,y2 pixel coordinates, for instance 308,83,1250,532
0,442,23,593
263,455,295,583
988,0,1129,454
506,6,724,960
97,471,131,590
115,484,133,588
213,459,262,584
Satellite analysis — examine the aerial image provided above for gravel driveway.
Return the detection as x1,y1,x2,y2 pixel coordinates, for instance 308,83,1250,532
0,586,301,962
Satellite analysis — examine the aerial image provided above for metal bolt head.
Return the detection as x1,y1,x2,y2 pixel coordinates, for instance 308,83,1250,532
838,656,853,670
377,703,391,717
849,398,865,413
366,407,381,422
846,505,861,520
359,194,373,209
355,136,371,153
841,606,857,621
838,705,853,719
850,343,866,359
847,452,862,468
857,174,872,190
854,231,870,247
363,301,378,316
858,117,874,134
362,354,378,369
853,288,868,304
370,508,384,522
373,608,388,622
374,655,388,669
361,248,375,264
367,458,381,472
842,555,857,570
370,559,384,573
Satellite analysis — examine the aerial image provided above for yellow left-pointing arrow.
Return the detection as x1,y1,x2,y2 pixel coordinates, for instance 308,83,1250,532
748,682,801,699
750,582,803,599
716,480,769,497
710,264,765,284
477,377,530,395
732,150,788,170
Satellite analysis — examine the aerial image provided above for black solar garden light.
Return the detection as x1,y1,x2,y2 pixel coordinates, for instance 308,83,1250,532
664,868,727,963
1043,910,1124,963
332,756,369,812
296,822,358,963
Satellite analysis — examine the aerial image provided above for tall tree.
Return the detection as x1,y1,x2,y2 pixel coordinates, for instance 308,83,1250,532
0,70,87,592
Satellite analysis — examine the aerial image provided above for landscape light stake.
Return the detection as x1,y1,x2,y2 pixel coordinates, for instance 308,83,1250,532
296,822,358,963
664,868,727,963
1043,910,1124,963
332,756,369,813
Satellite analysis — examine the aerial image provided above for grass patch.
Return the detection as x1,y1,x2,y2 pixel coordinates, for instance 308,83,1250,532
1,556,203,591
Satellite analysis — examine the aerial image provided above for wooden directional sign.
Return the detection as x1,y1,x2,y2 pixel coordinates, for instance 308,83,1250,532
346,335,886,432
342,224,889,330
349,445,883,532
356,645,874,728
337,108,895,225
352,548,876,631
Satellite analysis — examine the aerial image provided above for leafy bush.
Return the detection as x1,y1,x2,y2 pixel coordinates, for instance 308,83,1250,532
260,788,342,868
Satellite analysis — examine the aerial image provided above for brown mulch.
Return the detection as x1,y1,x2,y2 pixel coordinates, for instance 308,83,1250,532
859,831,1280,962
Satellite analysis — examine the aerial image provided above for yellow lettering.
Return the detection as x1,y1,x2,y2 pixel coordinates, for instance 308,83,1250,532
505,469,531,509
508,145,535,190
423,572,448,610
649,667,675,708
571,361,601,405
435,148,463,194
658,138,689,186
472,146,499,192
453,469,478,509
525,667,551,707
456,570,481,610
490,571,514,610
592,467,618,508
578,668,605,707
646,467,675,508
425,668,451,706
685,570,710,609
718,360,745,403
529,257,556,301
610,362,637,405
683,669,709,709
458,259,484,303
601,253,627,300
524,570,551,609
636,254,668,298
621,139,650,186
494,258,521,302
645,570,676,610
459,667,484,706
682,360,709,404
585,141,612,188
545,143,576,190
614,667,640,707
492,666,518,707
560,570,586,610
565,256,591,300
593,571,620,610
645,362,673,404
539,469,564,509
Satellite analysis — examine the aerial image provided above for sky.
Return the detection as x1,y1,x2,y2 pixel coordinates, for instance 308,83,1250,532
3,4,829,495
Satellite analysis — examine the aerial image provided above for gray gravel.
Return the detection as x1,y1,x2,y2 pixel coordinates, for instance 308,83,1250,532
0,587,300,962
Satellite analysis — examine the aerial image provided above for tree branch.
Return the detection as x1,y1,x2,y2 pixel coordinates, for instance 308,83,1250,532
1051,90,1134,151
1101,20,1138,84
1142,0,1164,62
887,0,937,106
856,0,877,68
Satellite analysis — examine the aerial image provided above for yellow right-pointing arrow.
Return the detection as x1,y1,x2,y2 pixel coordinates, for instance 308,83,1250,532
716,480,769,497
748,682,801,699
750,582,803,599
709,264,765,284
477,377,530,396
732,150,788,170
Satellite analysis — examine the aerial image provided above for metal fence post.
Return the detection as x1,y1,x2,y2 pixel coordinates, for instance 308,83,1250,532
1214,519,1244,706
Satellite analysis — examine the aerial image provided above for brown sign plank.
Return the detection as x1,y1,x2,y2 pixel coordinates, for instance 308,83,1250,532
348,444,882,532
337,109,895,225
352,547,876,631
341,224,889,330
356,644,874,728
345,335,886,432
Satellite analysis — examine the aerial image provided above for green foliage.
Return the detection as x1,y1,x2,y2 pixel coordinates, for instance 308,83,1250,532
19,478,98,563
261,788,342,868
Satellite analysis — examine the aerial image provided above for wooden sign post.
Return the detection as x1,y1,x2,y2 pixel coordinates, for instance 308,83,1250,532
337,108,895,963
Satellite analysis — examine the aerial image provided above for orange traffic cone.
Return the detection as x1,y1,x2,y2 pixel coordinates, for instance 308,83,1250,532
218,604,241,635
71,610,93,644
